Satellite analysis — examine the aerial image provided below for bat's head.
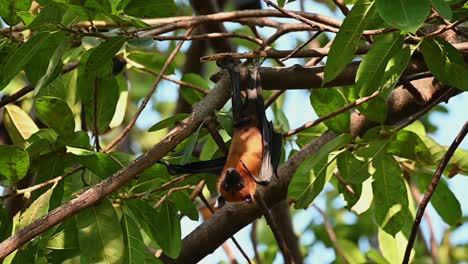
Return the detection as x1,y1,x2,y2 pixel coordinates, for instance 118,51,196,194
217,168,256,205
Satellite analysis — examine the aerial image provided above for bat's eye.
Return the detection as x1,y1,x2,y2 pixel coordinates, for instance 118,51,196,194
236,183,243,189
222,182,230,191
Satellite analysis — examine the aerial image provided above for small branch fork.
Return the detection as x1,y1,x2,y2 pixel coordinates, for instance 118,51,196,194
402,121,468,264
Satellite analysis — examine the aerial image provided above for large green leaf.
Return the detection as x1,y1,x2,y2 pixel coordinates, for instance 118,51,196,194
170,190,199,221
310,88,349,133
387,130,432,163
180,124,203,165
72,150,120,179
376,0,431,33
124,200,160,241
372,154,410,236
28,3,65,29
289,134,352,208
337,150,371,184
84,76,120,134
356,33,404,97
0,206,13,241
0,145,29,182
123,0,176,18
431,0,453,20
86,36,126,76
45,219,80,263
3,105,39,147
35,96,75,138
323,0,375,84
121,214,146,264
378,228,413,263
16,184,54,230
76,199,125,264
338,239,367,263
154,201,181,258
420,37,468,91
414,172,462,226
24,31,66,88
0,32,51,89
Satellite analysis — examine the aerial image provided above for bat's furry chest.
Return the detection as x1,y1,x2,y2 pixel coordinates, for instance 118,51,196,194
224,126,263,174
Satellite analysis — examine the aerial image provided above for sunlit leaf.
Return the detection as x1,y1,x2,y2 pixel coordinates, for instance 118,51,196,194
0,145,29,182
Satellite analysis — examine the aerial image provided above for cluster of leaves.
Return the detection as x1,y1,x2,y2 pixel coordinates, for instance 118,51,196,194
0,0,467,263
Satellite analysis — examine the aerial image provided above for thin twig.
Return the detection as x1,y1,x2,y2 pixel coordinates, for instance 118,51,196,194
263,0,338,33
424,15,468,38
403,121,468,264
0,167,85,200
265,90,285,108
314,205,349,264
126,58,209,94
128,174,194,200
283,90,381,137
255,191,295,264
332,0,350,15
205,116,230,155
334,171,355,195
280,31,322,62
153,185,193,209
104,27,194,152
151,32,263,46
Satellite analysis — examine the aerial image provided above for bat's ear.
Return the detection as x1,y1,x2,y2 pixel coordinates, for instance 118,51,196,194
214,195,226,208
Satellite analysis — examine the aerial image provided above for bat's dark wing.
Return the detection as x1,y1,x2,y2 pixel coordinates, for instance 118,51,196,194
159,157,227,175
251,62,283,185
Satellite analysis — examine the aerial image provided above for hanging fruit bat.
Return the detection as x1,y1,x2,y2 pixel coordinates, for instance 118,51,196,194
161,58,282,206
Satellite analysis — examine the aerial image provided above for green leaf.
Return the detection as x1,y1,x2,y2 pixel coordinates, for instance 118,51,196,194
366,248,391,264
180,124,203,165
337,150,371,184
84,0,111,13
86,36,126,76
310,88,349,133
414,172,462,225
180,73,210,105
338,239,367,263
376,0,431,33
0,0,31,25
0,206,13,241
0,32,51,89
289,134,352,208
431,0,453,21
372,154,409,236
378,228,413,263
28,3,65,29
84,76,120,134
16,184,54,230
170,190,199,221
76,199,125,264
124,200,160,242
323,0,376,84
72,150,120,179
46,219,79,250
148,114,189,132
0,145,29,182
154,200,181,258
35,96,75,138
356,33,404,97
121,214,146,264
295,123,328,148
35,35,69,91
387,130,432,163
128,52,175,75
357,96,388,123
420,37,468,91
123,0,176,18
109,75,128,128
3,105,39,147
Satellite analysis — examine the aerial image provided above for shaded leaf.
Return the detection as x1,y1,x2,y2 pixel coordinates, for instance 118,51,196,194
123,0,176,18
121,214,146,264
86,36,126,76
35,96,75,138
180,124,203,165
128,52,175,75
420,37,468,91
76,199,124,264
0,145,29,182
16,184,54,230
310,88,349,133
154,200,181,258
